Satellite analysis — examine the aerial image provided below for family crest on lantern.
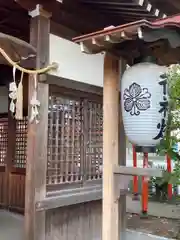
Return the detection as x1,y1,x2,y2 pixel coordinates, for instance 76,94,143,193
153,74,168,140
123,82,151,116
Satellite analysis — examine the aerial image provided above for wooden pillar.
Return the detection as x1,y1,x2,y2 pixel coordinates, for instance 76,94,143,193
103,53,120,240
119,59,127,236
25,5,50,240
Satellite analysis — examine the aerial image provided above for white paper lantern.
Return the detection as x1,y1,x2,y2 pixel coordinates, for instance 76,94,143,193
121,62,168,147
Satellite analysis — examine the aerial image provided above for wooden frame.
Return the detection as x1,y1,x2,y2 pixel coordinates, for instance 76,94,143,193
47,84,103,191
47,74,103,96
49,84,102,102
37,184,102,211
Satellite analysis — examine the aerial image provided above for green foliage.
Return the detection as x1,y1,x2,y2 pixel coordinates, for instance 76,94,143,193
157,64,180,186
150,175,168,201
167,65,180,104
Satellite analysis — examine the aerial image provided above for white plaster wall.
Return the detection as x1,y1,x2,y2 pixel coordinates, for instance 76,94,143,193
0,86,8,113
49,34,104,87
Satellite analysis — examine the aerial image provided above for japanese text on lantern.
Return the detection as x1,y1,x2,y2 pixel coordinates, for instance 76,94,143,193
153,74,168,140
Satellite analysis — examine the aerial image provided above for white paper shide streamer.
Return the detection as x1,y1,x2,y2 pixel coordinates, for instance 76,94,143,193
30,74,40,124
9,66,24,119
15,71,24,120
9,66,18,114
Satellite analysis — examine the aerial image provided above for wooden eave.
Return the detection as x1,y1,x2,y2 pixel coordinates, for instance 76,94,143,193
15,0,122,36
149,0,180,15
80,0,167,22
73,14,180,65
4,0,179,42
15,0,167,39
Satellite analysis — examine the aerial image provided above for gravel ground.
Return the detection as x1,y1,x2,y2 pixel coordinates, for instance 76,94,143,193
127,213,180,239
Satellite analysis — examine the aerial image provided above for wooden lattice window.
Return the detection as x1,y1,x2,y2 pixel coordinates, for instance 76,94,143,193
47,95,83,186
0,118,8,166
85,101,103,180
47,90,103,188
14,118,28,168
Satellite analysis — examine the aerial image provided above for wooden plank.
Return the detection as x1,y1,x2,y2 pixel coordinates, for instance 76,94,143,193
47,75,103,96
114,166,162,177
36,186,102,211
102,53,120,240
119,59,127,237
37,185,129,212
25,5,50,240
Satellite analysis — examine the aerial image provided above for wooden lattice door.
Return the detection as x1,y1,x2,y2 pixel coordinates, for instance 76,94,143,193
0,117,8,207
0,116,27,212
8,118,27,212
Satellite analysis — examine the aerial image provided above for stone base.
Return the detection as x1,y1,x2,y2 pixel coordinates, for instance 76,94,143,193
140,211,148,219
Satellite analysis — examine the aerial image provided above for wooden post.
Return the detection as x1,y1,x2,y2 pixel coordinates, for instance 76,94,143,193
133,145,139,200
167,155,172,198
102,53,120,240
25,5,51,240
119,59,127,237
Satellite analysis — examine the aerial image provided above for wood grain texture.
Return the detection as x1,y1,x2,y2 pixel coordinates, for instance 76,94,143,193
25,7,50,240
0,172,6,206
119,59,127,236
114,166,162,177
102,53,120,240
9,173,25,211
46,200,102,240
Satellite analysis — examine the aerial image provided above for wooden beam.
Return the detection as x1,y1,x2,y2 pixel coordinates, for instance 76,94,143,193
36,184,131,212
36,185,102,211
82,0,153,12
100,9,157,18
25,4,50,240
148,0,176,15
81,0,148,7
102,53,120,240
114,166,162,177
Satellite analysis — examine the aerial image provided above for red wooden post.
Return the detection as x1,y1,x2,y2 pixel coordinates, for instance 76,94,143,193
167,155,172,198
142,152,148,216
133,145,139,200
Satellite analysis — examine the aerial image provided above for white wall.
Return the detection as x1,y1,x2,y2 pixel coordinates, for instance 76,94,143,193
49,34,104,87
0,86,8,113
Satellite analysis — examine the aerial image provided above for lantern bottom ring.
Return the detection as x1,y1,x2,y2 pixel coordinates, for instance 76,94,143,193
135,146,156,153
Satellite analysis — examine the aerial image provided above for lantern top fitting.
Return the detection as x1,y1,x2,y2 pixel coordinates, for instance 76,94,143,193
73,14,180,66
